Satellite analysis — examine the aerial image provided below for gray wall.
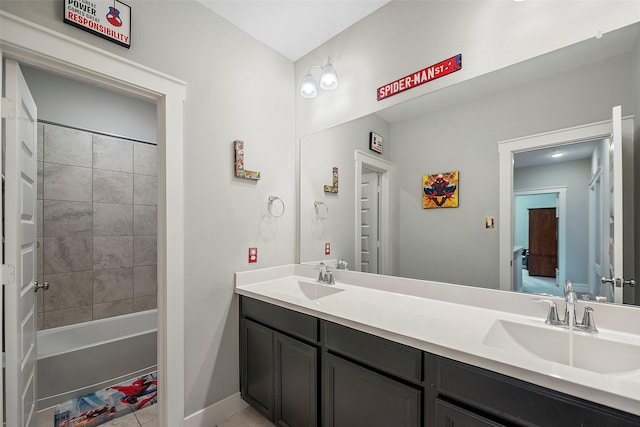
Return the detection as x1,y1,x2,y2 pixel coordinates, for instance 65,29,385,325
515,160,591,284
22,66,157,142
390,54,632,288
1,0,296,417
300,114,390,267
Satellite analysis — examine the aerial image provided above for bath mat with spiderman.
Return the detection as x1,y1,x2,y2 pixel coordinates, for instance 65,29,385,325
54,372,157,427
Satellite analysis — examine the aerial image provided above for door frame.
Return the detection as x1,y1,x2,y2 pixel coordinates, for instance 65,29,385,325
497,116,632,292
514,188,567,288
0,12,186,427
354,150,391,275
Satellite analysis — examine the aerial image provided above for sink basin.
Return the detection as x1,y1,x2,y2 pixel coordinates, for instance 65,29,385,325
267,279,344,301
295,281,344,300
483,319,640,374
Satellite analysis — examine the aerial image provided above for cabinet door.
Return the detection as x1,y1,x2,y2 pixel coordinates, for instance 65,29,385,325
324,353,420,427
436,399,504,427
274,332,318,427
241,318,274,421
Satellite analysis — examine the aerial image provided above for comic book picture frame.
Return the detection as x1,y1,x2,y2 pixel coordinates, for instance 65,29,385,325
422,171,459,209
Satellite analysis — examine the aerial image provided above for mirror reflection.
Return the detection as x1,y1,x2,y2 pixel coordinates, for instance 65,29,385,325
513,139,605,299
299,22,639,305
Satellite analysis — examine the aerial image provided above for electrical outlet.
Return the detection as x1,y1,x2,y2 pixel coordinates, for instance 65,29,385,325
248,247,258,263
325,242,331,255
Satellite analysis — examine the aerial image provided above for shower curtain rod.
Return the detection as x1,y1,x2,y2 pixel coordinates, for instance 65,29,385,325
38,119,157,146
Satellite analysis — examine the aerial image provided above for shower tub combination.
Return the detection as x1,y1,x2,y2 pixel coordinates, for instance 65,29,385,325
37,309,157,409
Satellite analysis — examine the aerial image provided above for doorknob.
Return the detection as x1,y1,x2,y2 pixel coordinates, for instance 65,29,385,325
601,277,615,286
34,281,49,292
601,277,635,287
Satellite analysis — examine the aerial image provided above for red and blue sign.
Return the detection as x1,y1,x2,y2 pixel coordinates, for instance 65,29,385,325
377,54,462,101
64,0,131,48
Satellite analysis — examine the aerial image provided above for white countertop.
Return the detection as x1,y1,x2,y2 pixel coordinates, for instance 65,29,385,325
235,264,640,416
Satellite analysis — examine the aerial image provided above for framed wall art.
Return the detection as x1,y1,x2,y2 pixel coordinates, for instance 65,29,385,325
369,132,383,154
422,171,459,209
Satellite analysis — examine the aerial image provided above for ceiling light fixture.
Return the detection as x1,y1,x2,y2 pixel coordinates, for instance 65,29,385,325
551,152,564,158
300,57,338,99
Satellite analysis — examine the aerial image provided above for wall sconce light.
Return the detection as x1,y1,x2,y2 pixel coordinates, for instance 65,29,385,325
300,57,338,98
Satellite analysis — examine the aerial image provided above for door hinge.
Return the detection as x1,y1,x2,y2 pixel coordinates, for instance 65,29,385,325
2,264,16,286
1,97,16,119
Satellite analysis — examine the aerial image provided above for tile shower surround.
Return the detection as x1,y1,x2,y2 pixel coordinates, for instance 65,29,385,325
36,123,158,330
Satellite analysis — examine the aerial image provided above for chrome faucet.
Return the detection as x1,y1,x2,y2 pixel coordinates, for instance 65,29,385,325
534,280,598,333
314,262,335,285
564,280,577,326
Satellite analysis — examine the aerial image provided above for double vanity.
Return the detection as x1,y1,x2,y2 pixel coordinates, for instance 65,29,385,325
235,264,640,426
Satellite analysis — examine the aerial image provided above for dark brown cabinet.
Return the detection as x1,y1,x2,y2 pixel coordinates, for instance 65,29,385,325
434,357,640,427
240,318,274,420
323,352,421,427
239,296,640,427
274,332,317,427
240,298,319,427
435,399,505,427
528,207,558,277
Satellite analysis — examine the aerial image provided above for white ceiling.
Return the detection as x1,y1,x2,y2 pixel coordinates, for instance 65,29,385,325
514,139,602,169
195,0,391,61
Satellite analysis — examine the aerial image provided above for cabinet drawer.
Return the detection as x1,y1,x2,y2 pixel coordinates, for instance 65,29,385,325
323,321,422,384
437,357,640,427
436,399,505,427
324,352,421,427
241,296,318,343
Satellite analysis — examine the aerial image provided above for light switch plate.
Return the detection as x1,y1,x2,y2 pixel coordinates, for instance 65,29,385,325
485,216,495,229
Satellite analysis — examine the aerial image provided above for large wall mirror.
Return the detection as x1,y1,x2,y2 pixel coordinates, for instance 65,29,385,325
299,22,639,306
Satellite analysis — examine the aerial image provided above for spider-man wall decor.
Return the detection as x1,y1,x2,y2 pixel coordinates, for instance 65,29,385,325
422,171,459,209
64,0,131,48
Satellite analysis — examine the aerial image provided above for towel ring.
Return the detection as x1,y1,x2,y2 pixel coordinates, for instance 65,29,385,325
314,201,328,220
268,196,285,218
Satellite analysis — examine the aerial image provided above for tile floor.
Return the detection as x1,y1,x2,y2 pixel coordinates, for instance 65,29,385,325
217,406,275,427
38,404,271,427
521,269,562,296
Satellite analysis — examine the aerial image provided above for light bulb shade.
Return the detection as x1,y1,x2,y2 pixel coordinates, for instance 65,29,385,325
300,74,317,98
320,62,338,91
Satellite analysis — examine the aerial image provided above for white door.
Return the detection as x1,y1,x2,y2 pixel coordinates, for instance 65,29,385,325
360,172,379,273
602,105,634,303
588,166,603,296
2,59,39,427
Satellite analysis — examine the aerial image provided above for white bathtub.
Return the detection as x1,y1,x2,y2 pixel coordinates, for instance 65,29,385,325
37,309,157,409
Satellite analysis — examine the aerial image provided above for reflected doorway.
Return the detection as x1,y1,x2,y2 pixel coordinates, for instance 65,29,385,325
360,168,380,273
514,190,564,297
354,151,391,275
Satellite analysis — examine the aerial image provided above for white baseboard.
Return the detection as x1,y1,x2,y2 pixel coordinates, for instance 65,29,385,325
184,392,248,427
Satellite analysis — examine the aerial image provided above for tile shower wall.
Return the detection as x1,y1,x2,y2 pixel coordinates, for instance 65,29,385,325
36,123,157,330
